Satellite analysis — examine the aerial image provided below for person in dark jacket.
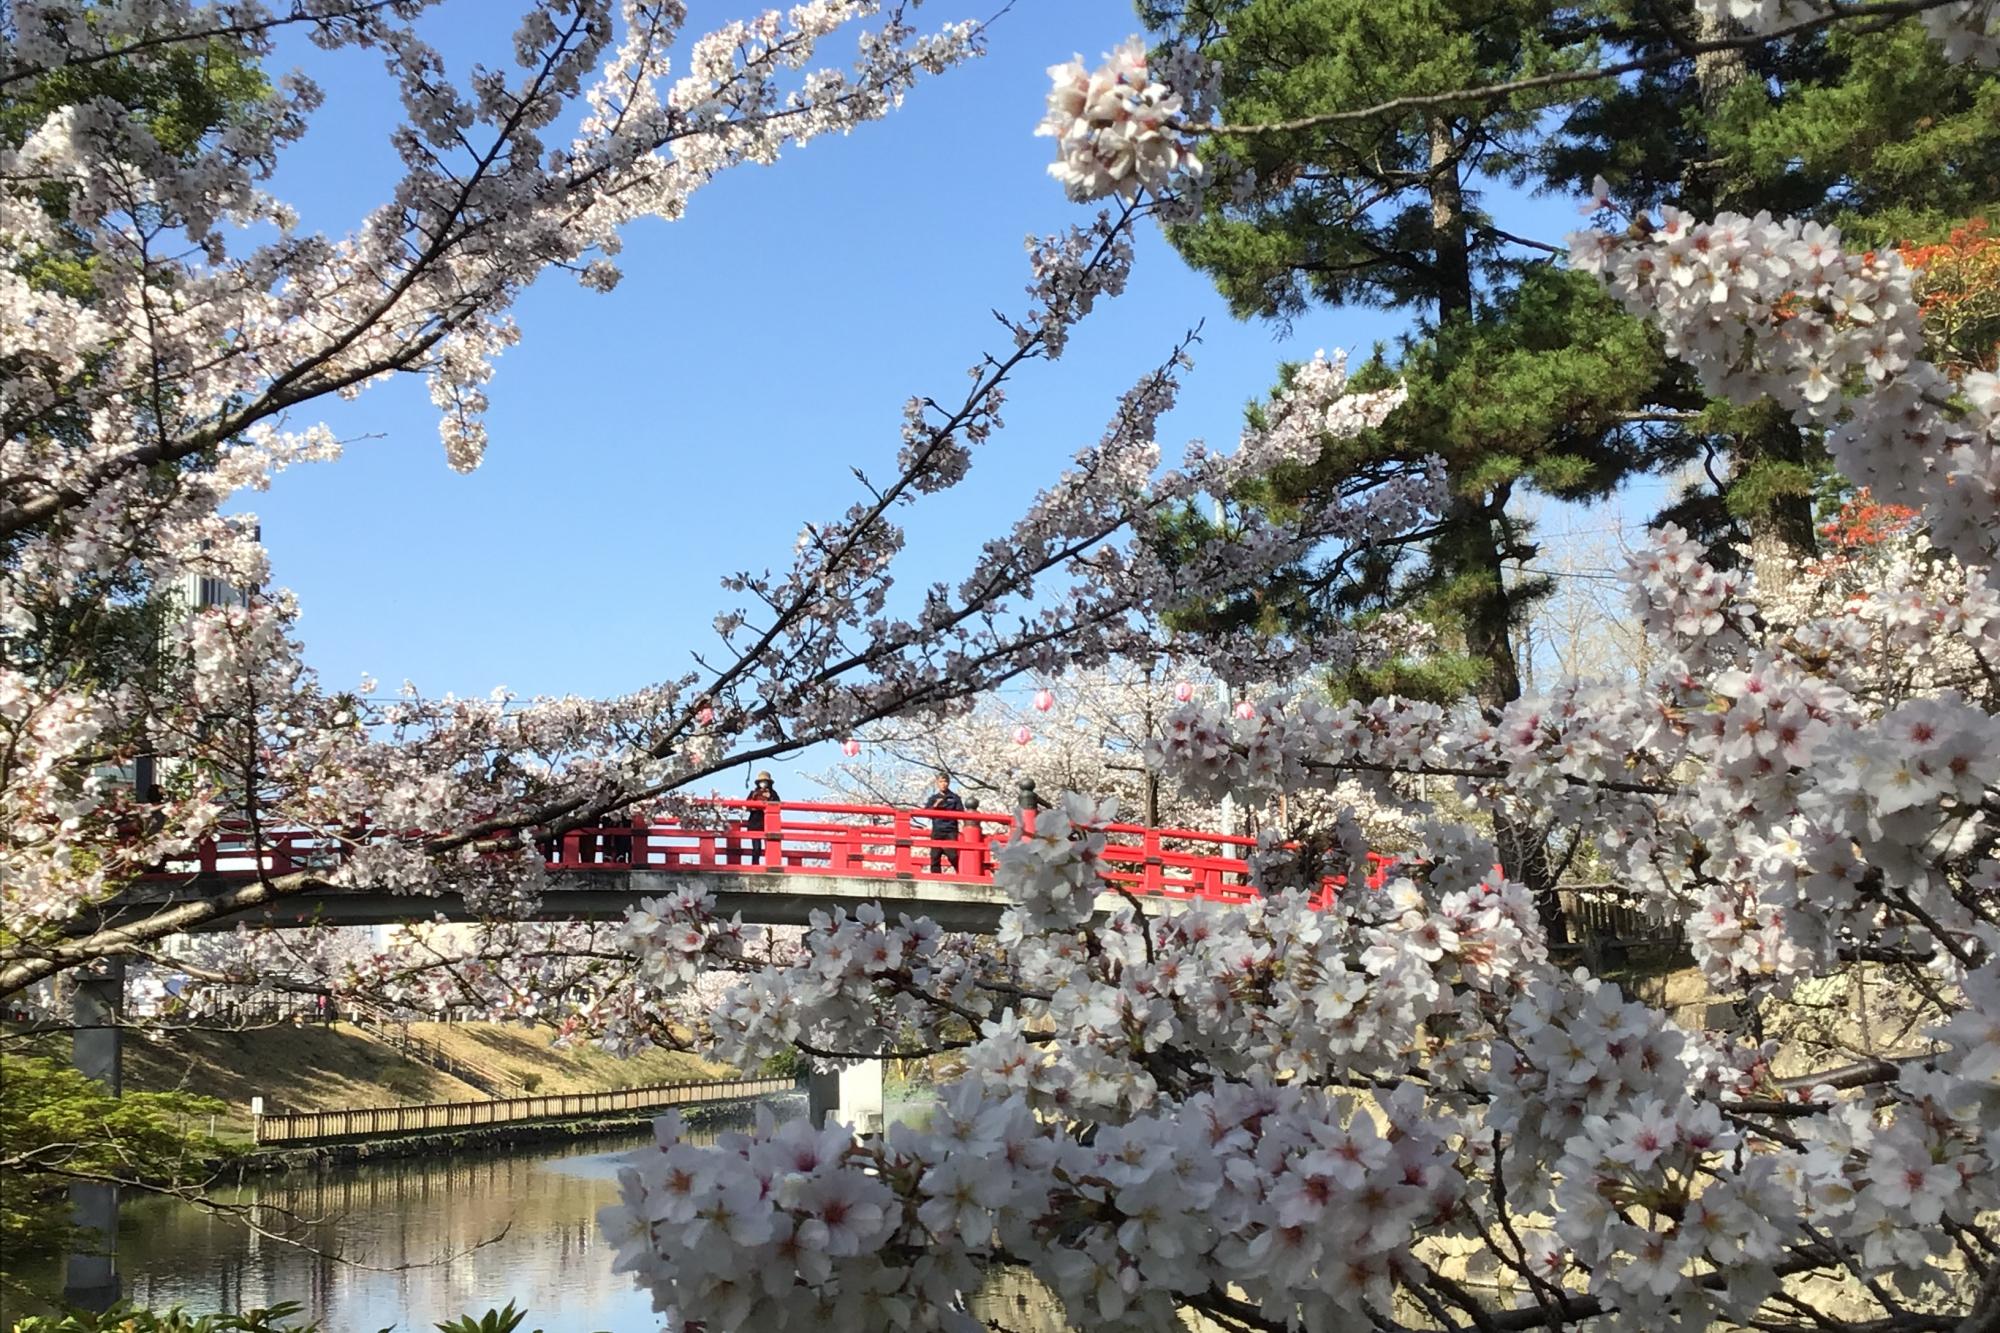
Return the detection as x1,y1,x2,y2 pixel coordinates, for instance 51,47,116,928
922,772,966,874
739,771,779,867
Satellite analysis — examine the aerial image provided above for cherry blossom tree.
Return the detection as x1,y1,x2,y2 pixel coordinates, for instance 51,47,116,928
589,19,2000,1333
814,659,1413,852
812,662,1224,825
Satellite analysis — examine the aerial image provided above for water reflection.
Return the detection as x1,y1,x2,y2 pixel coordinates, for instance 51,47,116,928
5,1102,807,1333
1,1097,1073,1333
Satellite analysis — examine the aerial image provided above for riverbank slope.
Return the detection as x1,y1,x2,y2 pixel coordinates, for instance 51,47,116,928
114,1022,729,1138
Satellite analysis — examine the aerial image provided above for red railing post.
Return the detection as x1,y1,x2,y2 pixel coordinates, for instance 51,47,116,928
723,809,743,870
833,820,859,875
763,805,783,871
959,822,982,880
981,815,1001,879
892,811,914,877
1367,852,1394,889
1141,827,1163,896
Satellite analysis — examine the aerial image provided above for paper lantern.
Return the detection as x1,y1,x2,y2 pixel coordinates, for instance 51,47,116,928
696,706,714,725
1174,681,1195,703
1234,700,1257,720
841,738,861,757
1032,688,1055,712
1013,726,1033,745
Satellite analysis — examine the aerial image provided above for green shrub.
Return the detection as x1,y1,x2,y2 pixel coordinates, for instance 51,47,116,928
757,1048,805,1078
9,1301,317,1333
6,1302,598,1333
434,1303,572,1333
0,1055,234,1257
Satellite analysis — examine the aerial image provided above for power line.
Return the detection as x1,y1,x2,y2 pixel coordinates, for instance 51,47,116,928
1514,564,1629,582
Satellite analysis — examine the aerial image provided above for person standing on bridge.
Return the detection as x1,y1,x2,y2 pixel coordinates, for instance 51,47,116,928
738,771,780,867
922,772,966,874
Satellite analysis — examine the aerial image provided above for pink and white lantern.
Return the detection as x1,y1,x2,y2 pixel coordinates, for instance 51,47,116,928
1234,700,1257,720
1013,726,1033,745
841,738,861,757
1174,681,1195,703
1032,688,1055,712
696,706,714,725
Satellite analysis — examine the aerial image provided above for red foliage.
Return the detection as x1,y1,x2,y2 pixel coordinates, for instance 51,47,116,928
1819,490,1920,551
1898,219,2000,372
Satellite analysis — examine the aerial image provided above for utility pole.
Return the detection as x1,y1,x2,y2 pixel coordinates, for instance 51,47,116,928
1211,496,1242,838
1219,678,1239,838
1140,662,1159,826
64,957,124,1310
61,554,253,1308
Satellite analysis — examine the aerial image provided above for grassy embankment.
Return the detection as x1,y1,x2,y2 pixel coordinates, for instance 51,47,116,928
110,1022,731,1141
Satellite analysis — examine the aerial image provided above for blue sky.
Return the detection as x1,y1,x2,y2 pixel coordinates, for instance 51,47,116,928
247,1,1607,792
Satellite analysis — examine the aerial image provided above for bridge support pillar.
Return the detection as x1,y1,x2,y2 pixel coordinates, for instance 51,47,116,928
806,1060,884,1134
65,957,124,1311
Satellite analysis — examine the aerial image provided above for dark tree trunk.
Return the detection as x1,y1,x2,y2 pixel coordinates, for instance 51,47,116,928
1692,10,1818,594
1426,119,1568,944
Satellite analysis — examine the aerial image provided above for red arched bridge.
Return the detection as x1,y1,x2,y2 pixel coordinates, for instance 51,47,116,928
136,798,1396,933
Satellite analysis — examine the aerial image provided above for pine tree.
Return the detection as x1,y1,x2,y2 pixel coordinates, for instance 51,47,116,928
1143,0,1670,712
1142,0,1652,937
1540,9,2000,574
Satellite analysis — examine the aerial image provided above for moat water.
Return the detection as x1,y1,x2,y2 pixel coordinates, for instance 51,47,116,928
1,1099,1067,1333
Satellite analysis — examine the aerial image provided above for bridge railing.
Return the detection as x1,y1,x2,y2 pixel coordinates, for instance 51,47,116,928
533,800,1346,902
143,799,1401,907
560,800,1023,881
251,1073,802,1145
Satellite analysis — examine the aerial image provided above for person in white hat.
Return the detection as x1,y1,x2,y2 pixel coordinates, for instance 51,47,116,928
738,770,780,867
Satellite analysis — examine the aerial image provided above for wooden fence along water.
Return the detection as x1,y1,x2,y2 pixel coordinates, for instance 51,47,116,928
252,1074,802,1145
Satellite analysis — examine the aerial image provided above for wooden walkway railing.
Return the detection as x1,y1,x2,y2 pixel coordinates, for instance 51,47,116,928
1557,886,1679,943
252,1073,802,1145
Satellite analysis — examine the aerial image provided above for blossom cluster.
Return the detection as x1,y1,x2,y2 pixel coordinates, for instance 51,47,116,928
1691,0,1998,68
602,1079,1467,1333
1037,38,1209,203
1573,207,2000,567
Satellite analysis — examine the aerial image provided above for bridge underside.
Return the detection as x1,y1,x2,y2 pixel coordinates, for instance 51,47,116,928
117,870,1041,934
